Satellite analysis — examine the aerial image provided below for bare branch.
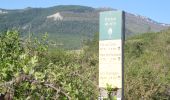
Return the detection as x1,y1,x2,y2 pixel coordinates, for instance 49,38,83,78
0,74,72,100
44,84,71,100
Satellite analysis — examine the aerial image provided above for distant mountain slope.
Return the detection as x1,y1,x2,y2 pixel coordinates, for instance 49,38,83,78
125,13,170,35
0,5,169,49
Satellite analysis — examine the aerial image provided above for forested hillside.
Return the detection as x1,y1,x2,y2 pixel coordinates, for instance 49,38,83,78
0,5,169,49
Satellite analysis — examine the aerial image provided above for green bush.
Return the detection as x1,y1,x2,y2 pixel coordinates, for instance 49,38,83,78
124,30,170,99
0,30,98,99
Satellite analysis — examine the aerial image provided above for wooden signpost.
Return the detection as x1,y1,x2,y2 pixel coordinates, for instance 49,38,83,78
99,11,125,100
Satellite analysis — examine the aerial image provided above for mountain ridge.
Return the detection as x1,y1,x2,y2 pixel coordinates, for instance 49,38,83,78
0,5,169,49
1,5,169,25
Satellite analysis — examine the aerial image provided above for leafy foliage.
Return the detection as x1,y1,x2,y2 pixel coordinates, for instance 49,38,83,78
0,30,98,99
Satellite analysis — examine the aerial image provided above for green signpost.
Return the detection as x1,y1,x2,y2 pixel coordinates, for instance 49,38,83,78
100,11,123,40
99,11,125,100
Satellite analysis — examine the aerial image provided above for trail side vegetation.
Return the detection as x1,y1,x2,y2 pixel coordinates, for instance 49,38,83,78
0,30,98,100
0,29,170,99
124,29,170,100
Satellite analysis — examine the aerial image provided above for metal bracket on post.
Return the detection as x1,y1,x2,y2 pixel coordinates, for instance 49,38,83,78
98,88,122,100
98,88,107,100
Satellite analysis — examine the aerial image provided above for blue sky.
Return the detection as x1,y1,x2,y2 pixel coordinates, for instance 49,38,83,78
0,0,169,24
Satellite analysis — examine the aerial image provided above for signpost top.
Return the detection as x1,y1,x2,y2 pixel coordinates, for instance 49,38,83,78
99,11,123,40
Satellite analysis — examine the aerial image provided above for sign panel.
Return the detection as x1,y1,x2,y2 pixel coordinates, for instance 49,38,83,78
99,11,124,88
99,11,123,40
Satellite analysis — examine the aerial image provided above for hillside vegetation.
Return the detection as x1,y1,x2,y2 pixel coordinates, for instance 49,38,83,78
0,30,98,99
0,29,170,99
124,29,170,99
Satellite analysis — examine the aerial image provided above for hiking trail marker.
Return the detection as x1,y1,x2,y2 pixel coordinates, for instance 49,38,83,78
99,11,125,100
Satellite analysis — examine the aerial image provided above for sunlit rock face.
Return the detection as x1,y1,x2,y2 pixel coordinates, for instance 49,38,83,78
47,12,63,21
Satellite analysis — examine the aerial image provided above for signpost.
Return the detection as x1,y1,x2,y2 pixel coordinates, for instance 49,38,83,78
99,11,125,99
